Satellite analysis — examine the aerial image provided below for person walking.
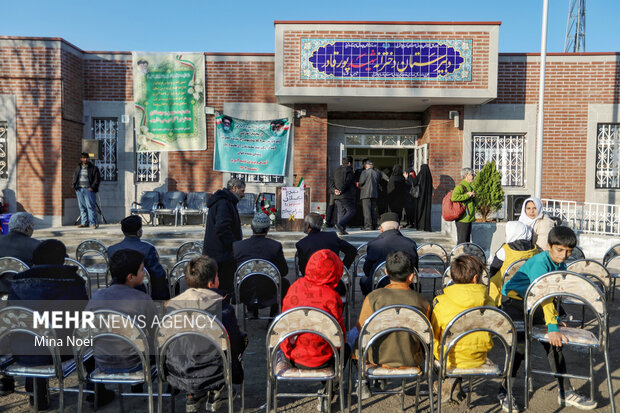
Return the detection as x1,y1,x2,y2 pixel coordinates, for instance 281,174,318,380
72,152,101,228
333,156,356,235
202,178,245,293
358,160,382,230
387,164,409,222
412,164,434,232
451,167,476,244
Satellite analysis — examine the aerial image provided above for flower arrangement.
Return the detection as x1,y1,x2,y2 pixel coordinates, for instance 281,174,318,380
261,205,277,226
317,206,326,228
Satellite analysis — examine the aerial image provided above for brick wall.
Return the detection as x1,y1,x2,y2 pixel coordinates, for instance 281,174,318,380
294,104,328,202
61,49,84,201
84,56,132,101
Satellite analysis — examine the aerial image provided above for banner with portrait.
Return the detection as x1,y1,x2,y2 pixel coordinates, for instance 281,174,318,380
132,52,206,152
213,114,290,176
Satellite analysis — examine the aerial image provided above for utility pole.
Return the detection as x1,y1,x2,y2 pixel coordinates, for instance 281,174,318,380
564,0,586,52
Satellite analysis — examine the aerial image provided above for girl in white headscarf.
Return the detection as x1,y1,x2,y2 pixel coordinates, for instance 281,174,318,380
489,221,540,306
518,197,556,251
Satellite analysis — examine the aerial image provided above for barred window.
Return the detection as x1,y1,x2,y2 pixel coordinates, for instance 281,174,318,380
472,134,524,187
136,151,160,182
0,121,7,180
92,118,118,181
595,123,620,189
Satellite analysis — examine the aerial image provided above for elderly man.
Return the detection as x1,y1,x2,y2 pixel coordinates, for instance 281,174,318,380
108,215,169,300
0,212,40,266
358,160,383,230
233,211,290,317
203,178,245,294
360,212,419,296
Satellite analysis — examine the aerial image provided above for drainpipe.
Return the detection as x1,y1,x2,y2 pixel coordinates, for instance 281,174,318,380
535,0,549,198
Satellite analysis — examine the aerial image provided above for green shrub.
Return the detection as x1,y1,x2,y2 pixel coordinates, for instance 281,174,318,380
473,162,504,222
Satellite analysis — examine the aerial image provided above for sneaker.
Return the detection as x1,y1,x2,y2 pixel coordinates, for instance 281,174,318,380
336,224,348,235
91,224,99,229
354,380,371,400
207,385,237,412
498,388,520,412
77,224,88,228
186,392,209,413
558,390,597,410
27,378,49,410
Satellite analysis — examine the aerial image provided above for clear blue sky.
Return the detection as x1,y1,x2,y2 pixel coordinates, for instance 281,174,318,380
3,0,618,54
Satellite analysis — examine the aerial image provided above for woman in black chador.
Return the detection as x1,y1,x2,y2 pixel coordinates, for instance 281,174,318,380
412,164,433,231
386,164,409,220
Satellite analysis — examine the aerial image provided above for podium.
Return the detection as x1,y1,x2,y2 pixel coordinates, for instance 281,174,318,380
275,187,310,232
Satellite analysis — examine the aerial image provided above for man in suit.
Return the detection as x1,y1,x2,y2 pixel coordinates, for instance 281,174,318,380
358,160,383,230
333,156,356,235
360,212,419,296
108,215,169,300
233,211,290,317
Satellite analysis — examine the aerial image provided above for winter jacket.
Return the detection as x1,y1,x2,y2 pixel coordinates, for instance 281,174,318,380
280,249,345,368
0,231,40,293
202,188,242,263
363,229,418,278
451,180,475,223
165,288,247,391
358,167,382,199
295,229,357,275
431,283,494,369
333,165,355,200
72,161,101,192
489,241,539,306
8,265,88,365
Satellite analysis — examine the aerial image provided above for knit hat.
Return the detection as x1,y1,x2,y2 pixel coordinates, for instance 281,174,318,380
121,215,142,234
252,211,271,229
379,212,400,225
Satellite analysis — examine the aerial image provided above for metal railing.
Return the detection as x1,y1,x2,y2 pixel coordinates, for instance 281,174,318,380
542,198,620,236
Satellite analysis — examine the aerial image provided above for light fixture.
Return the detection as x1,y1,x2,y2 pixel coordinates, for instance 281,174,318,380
449,110,459,128
295,109,307,118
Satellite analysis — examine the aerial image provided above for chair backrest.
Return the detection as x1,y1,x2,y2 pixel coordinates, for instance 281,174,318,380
603,243,620,266
566,259,611,289
76,239,108,262
371,261,388,290
162,191,186,209
501,258,529,287
353,253,367,278
605,255,620,276
442,265,490,288
186,192,208,210
234,259,281,288
417,243,448,270
266,306,344,350
439,306,516,375
237,193,257,215
566,245,585,262
64,257,92,299
143,268,152,296
449,242,487,265
139,191,161,211
155,309,230,382
294,251,302,278
176,241,203,262
0,257,29,275
356,242,368,256
168,259,191,297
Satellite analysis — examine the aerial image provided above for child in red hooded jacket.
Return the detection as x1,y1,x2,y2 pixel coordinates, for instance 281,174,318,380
280,249,346,368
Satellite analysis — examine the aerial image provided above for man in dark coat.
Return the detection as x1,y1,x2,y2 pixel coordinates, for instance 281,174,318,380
108,215,170,300
358,160,383,230
0,212,40,266
203,178,245,293
233,211,290,316
72,152,101,228
360,212,419,296
332,156,356,235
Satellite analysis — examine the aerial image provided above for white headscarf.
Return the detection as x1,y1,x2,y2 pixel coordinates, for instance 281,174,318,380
505,221,532,243
519,197,543,228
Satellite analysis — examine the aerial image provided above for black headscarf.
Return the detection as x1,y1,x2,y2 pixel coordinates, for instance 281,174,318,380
412,164,433,231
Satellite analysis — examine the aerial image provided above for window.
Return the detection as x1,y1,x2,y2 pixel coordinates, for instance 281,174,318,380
136,152,160,182
92,118,118,181
0,121,7,180
595,123,620,189
345,134,418,147
472,134,524,187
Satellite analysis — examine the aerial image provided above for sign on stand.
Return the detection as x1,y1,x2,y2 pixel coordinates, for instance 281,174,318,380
276,187,310,232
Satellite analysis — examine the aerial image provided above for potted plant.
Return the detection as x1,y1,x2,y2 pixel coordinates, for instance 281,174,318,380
473,161,504,222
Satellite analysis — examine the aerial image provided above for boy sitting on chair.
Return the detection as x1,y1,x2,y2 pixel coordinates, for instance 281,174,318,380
431,255,495,406
354,250,431,399
165,255,247,413
501,226,595,410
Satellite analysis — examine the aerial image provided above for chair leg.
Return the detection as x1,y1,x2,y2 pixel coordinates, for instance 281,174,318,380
326,379,333,413
339,374,346,413
589,348,595,402
227,380,234,413
604,349,616,413
157,379,163,413
148,381,154,413
58,377,64,413
414,376,420,413
437,374,442,413
427,374,434,413
33,378,39,413
524,337,531,410
274,380,278,413
466,377,472,410
266,375,272,413
401,379,406,411
118,384,125,413
507,375,514,413
78,381,84,413
241,378,245,413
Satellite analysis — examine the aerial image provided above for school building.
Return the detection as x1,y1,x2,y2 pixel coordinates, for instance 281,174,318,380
0,21,619,228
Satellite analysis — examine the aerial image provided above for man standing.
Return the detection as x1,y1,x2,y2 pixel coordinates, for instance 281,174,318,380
203,178,245,293
107,215,169,300
333,156,355,235
358,160,382,230
72,152,101,228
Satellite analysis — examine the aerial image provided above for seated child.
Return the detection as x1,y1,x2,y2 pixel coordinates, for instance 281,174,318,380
489,221,539,306
86,249,158,374
165,255,247,413
431,255,494,403
501,226,595,410
354,250,430,398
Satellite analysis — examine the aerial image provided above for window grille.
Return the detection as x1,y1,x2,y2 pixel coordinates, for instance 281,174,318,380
472,134,524,187
92,118,118,181
0,121,7,180
345,135,418,148
136,152,160,182
230,173,284,184
595,123,620,189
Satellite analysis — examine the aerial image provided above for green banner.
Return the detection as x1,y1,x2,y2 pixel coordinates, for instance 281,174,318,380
132,52,206,152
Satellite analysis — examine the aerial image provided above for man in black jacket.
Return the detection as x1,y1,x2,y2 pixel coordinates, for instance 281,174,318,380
72,152,101,228
333,156,355,235
361,212,419,296
358,160,383,230
203,178,245,294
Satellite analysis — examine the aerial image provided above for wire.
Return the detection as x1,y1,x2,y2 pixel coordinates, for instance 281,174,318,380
306,115,454,131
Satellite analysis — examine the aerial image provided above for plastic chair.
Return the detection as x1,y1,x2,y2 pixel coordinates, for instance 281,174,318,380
64,258,92,299
180,192,210,226
73,310,155,413
351,305,433,413
449,243,487,266
155,309,241,413
234,259,281,330
523,271,615,412
266,307,346,413
153,191,186,227
437,306,517,413
130,191,161,225
0,257,29,300
76,240,109,289
168,259,191,298
417,242,448,296
175,241,203,262
0,306,81,413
